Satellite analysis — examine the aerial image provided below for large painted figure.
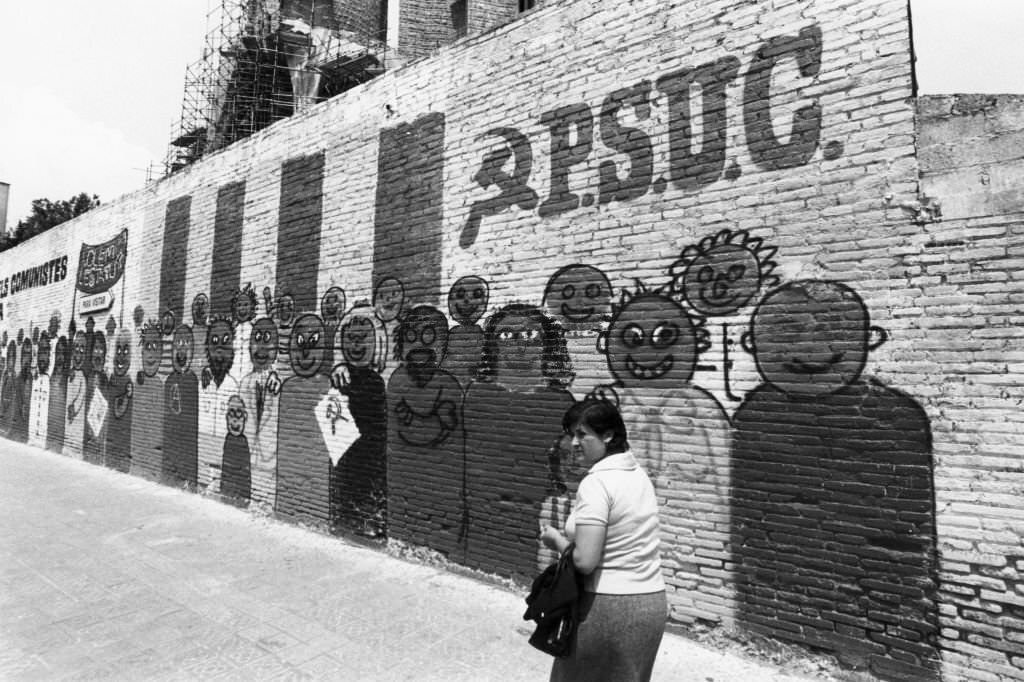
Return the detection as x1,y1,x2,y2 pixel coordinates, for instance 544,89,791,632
372,277,404,386
163,324,199,487
46,332,70,453
276,313,332,524
731,280,938,678
220,394,252,501
83,326,109,465
106,329,134,473
439,276,489,388
463,303,575,580
331,304,388,537
320,286,346,373
386,305,464,558
230,285,257,384
601,282,733,620
63,329,88,459
28,331,51,449
9,335,33,443
198,315,238,491
132,320,165,479
239,317,281,508
542,264,614,399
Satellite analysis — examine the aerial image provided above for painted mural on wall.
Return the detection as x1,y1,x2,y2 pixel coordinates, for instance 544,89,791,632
0,12,944,680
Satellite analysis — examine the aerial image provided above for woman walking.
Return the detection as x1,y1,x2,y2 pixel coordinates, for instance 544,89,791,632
540,399,667,682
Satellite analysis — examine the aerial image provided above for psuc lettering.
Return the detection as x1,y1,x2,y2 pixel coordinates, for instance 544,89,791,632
461,25,840,248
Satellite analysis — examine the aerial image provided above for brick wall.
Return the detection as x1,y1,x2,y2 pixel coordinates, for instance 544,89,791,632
2,0,1022,679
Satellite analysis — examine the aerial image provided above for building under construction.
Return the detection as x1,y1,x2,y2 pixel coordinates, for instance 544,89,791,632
166,0,527,174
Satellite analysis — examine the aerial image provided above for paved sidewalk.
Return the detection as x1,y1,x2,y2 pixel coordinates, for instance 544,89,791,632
0,441,817,681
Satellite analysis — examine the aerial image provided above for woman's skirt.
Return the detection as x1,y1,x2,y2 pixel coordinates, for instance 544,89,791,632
550,590,667,682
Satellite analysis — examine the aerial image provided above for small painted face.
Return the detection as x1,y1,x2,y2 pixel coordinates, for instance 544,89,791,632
374,277,405,323
232,293,255,324
276,295,295,328
341,315,376,369
206,319,235,384
570,420,608,468
606,293,698,389
141,328,162,377
37,335,51,376
91,334,107,374
114,332,131,377
447,276,489,326
493,312,545,380
680,244,762,316
172,326,194,373
289,314,325,378
249,318,278,371
321,287,346,325
192,294,209,327
72,332,87,371
543,265,612,329
401,307,448,371
750,281,871,397
226,397,247,437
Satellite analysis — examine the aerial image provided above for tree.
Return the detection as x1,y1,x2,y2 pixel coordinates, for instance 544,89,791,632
3,193,101,252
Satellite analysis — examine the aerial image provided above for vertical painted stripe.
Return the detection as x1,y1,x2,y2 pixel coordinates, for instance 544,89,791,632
159,196,192,324
373,112,445,307
276,153,324,314
209,181,247,317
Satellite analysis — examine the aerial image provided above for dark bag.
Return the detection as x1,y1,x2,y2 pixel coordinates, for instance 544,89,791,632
523,542,583,657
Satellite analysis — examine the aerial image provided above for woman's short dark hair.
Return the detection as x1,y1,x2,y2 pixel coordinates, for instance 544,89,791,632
563,399,629,454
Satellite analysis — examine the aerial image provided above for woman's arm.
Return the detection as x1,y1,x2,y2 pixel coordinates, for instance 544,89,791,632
540,524,606,575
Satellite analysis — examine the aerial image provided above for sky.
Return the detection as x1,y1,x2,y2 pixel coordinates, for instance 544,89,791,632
0,0,1022,232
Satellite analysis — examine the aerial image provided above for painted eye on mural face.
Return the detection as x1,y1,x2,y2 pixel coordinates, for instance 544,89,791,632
622,324,645,348
585,283,601,298
499,330,513,341
405,328,418,343
420,327,436,345
308,332,320,346
726,264,746,281
455,287,465,300
523,329,540,342
473,288,484,299
697,266,715,284
651,323,679,348
561,284,576,299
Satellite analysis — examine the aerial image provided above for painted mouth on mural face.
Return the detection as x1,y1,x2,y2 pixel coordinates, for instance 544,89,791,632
784,352,845,374
561,304,594,322
346,346,367,362
626,354,673,380
700,290,740,310
253,350,272,365
455,303,478,319
407,348,436,368
175,351,189,368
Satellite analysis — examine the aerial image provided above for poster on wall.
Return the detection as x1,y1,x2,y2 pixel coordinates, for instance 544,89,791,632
76,229,127,316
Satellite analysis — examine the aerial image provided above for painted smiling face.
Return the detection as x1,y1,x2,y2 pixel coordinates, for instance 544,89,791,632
749,281,872,397
275,294,295,328
192,294,209,327
543,265,612,332
206,318,235,386
341,314,376,369
289,314,325,378
37,334,51,376
447,276,489,326
114,331,131,377
249,318,278,371
141,327,162,378
373,277,405,323
671,229,778,317
321,287,346,326
71,332,87,372
606,292,699,390
91,333,107,376
172,325,194,374
226,395,247,437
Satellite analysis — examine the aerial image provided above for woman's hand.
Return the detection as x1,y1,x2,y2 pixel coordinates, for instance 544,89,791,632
540,525,569,553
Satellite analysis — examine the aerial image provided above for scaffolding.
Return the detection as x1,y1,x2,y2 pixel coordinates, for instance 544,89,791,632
166,0,389,175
